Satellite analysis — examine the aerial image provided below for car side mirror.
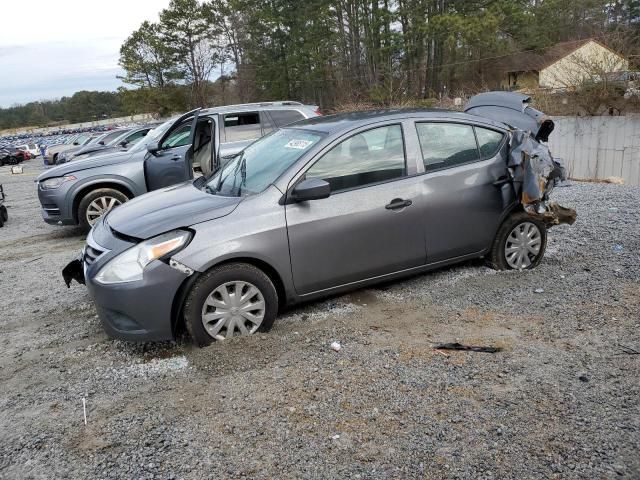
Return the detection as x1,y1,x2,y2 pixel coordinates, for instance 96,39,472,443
98,141,105,146
291,178,330,202
119,140,128,147
147,142,160,155
73,142,79,146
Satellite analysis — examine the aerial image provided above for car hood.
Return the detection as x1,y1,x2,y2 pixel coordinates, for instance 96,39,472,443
84,146,125,158
37,150,135,181
76,144,107,155
47,144,74,154
105,181,243,239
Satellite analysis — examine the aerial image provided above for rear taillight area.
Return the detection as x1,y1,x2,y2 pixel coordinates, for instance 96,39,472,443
314,106,323,116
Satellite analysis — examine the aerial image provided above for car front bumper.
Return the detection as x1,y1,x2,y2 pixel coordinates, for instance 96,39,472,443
74,219,191,342
37,183,76,225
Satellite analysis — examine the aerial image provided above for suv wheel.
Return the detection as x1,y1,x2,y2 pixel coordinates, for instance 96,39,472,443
488,212,547,270
77,188,128,231
184,263,279,347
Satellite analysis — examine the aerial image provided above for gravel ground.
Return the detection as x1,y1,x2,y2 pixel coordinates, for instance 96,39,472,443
0,159,639,479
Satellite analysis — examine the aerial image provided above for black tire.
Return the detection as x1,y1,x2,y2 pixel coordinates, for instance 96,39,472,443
487,211,547,271
52,153,59,164
0,205,7,222
184,263,279,347
77,188,129,231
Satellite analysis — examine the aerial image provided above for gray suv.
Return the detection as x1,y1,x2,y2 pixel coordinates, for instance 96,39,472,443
63,103,569,346
37,102,320,230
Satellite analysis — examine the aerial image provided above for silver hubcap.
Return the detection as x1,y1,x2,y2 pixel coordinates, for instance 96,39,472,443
86,196,122,226
201,281,266,341
505,221,542,269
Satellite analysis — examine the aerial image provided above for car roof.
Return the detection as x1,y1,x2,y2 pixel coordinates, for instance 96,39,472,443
288,108,509,134
201,101,315,115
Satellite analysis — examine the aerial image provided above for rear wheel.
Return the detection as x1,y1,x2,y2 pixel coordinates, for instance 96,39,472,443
0,205,7,222
184,263,279,347
488,212,547,270
77,188,128,231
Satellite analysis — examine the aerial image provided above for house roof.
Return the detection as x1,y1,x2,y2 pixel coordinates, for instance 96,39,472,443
494,39,622,74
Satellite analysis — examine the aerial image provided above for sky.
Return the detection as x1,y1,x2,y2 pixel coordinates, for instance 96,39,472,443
0,0,170,108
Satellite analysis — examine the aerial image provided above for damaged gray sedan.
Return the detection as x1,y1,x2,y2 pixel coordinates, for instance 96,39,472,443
63,92,575,346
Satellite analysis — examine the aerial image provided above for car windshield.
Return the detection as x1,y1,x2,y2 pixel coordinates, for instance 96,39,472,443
101,130,128,145
204,128,324,197
128,118,176,153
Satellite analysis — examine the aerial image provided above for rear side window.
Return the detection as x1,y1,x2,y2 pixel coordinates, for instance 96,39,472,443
475,127,504,158
261,111,275,134
306,125,406,192
415,122,478,171
268,109,305,127
224,112,261,142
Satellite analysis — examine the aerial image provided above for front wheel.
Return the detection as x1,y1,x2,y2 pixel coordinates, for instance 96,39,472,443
77,188,128,231
488,212,547,270
183,263,279,347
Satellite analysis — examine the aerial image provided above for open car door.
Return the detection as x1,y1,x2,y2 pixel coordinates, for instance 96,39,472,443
194,115,221,178
144,109,200,191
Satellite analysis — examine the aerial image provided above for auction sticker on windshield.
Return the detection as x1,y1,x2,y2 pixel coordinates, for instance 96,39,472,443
285,139,314,150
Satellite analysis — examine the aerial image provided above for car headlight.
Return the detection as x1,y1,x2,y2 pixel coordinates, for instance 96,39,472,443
94,230,192,284
40,175,76,189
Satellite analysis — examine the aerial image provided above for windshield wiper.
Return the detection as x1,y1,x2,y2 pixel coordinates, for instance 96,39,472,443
233,155,248,197
213,151,245,195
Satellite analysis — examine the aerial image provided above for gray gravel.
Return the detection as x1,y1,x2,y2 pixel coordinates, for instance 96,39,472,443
1,159,639,479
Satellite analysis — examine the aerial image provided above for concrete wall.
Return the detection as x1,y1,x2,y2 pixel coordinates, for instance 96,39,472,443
540,41,628,89
548,115,640,186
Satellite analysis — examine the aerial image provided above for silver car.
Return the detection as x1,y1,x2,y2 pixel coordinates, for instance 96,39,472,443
37,102,320,230
64,106,559,346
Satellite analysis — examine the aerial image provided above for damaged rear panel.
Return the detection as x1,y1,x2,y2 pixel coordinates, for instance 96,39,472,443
465,92,577,226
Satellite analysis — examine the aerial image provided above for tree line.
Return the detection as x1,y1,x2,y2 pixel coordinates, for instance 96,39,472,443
118,0,640,110
2,0,638,128
0,91,126,130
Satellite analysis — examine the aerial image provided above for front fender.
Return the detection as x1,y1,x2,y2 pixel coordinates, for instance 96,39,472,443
67,175,143,221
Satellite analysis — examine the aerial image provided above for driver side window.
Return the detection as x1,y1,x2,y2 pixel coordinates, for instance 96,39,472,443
306,124,406,192
161,123,191,150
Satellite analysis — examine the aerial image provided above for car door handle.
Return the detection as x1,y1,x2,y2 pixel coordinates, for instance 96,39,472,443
170,155,182,161
493,175,511,186
385,198,412,210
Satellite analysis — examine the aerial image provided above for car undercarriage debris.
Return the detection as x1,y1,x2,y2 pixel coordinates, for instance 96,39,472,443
465,92,577,227
530,201,578,227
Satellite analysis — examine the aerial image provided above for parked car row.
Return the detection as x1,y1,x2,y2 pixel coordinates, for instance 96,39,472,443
0,146,32,165
1,123,150,165
51,95,571,347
